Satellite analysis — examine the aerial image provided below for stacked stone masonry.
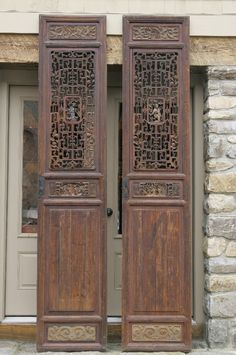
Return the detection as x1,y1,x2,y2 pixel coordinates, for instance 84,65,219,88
204,66,236,349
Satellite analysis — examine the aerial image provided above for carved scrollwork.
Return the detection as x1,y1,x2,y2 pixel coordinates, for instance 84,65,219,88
132,324,182,342
132,25,179,41
48,325,96,341
133,181,180,197
48,24,97,40
49,181,97,197
50,50,96,170
133,51,179,170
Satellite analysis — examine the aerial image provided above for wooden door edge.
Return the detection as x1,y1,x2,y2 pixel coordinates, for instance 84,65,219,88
0,323,204,342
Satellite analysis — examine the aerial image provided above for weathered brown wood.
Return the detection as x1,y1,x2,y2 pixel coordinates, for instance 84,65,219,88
1,34,236,66
37,16,107,352
122,16,191,351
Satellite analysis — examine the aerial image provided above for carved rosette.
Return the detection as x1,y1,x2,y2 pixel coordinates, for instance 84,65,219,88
133,181,181,198
50,50,96,170
132,324,182,342
48,24,97,40
132,24,180,41
133,51,179,170
48,325,96,342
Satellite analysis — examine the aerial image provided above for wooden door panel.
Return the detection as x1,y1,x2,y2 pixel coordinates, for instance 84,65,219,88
44,207,100,313
122,16,191,351
129,207,183,314
37,16,106,352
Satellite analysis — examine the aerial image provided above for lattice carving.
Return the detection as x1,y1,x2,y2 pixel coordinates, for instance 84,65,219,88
133,25,179,41
48,25,97,40
133,181,180,197
50,51,96,170
132,324,182,342
48,325,96,341
133,52,179,170
49,181,96,197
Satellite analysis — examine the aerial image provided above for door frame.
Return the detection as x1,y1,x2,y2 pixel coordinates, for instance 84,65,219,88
0,69,38,322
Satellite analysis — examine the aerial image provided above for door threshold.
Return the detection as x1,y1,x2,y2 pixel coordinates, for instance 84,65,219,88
2,316,121,324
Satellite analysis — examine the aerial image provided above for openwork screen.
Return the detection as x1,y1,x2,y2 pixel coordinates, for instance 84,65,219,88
133,51,179,170
50,50,96,170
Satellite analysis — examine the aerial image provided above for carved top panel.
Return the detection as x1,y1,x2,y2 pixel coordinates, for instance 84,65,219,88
48,24,97,40
132,24,180,41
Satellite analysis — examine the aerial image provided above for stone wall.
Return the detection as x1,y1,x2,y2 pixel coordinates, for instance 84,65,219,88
204,67,236,348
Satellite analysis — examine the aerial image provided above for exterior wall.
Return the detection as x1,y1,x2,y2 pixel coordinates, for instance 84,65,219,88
204,67,236,348
1,0,236,35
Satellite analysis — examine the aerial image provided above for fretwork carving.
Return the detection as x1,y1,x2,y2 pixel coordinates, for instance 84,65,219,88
48,25,97,40
133,52,179,170
133,181,180,197
132,25,179,41
50,50,96,170
49,181,97,197
132,324,182,342
48,325,96,341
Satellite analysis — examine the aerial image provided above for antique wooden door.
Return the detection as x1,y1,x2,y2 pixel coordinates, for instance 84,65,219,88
122,16,191,351
37,16,106,351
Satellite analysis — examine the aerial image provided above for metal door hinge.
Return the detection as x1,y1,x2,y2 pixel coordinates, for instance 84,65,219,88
122,177,129,199
39,176,45,198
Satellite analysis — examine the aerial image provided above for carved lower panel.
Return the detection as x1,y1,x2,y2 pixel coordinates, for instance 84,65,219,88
48,25,97,40
49,181,97,197
132,181,181,198
132,324,182,342
48,325,96,342
132,25,180,41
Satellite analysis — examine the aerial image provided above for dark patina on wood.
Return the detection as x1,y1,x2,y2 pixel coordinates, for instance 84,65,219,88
37,16,106,352
122,16,191,351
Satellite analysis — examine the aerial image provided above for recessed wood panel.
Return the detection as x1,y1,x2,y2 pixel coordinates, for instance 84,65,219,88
129,207,183,314
44,207,100,313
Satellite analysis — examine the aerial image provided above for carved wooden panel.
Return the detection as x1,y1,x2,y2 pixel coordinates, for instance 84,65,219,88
132,24,180,41
133,52,179,170
48,325,96,342
37,16,106,352
50,50,96,170
122,16,191,352
49,181,97,197
132,324,182,342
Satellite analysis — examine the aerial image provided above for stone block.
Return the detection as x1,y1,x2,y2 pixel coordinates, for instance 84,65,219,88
207,319,229,348
205,135,226,158
207,216,236,239
226,145,236,158
228,135,236,144
226,241,236,257
203,236,226,257
207,96,236,110
208,120,236,134
207,292,236,317
206,158,234,172
208,67,236,80
206,257,236,273
206,274,236,292
206,108,236,120
206,172,236,192
221,81,236,96
206,194,236,213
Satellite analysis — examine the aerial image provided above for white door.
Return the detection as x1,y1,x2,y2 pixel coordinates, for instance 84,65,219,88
5,85,123,317
5,86,38,315
107,88,122,316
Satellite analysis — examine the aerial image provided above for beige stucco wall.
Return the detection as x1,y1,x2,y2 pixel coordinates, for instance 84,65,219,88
0,0,236,35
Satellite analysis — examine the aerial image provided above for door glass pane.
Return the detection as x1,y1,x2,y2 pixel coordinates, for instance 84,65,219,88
22,100,38,233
